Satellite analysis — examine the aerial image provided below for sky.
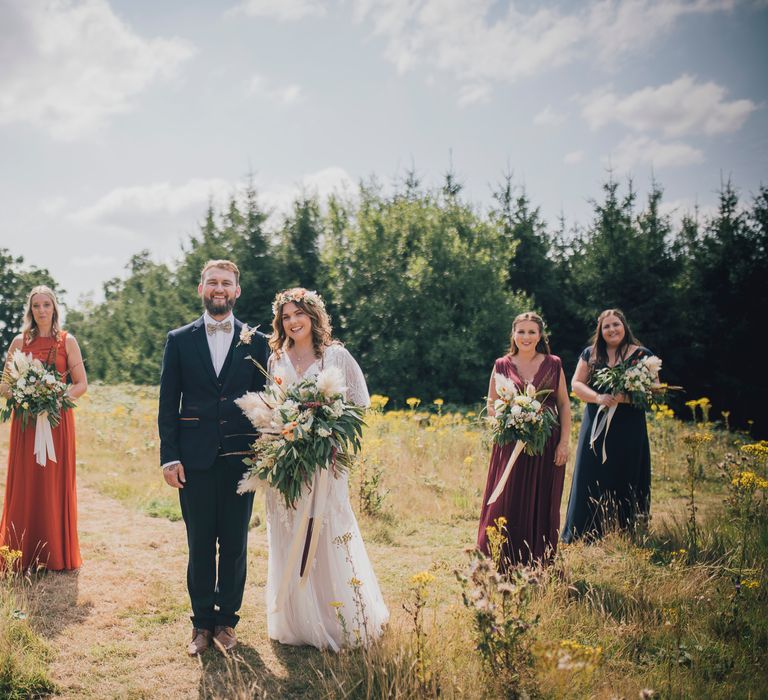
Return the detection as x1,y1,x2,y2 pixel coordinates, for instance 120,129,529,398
0,0,766,306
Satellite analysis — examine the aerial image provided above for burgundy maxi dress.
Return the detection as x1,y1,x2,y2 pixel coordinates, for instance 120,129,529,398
477,353,565,568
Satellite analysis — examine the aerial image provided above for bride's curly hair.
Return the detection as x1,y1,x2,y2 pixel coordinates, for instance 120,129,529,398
269,288,336,358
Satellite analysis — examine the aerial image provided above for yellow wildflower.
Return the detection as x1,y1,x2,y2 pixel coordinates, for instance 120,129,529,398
433,398,444,406
410,571,435,587
329,601,344,609
348,577,363,588
406,397,421,409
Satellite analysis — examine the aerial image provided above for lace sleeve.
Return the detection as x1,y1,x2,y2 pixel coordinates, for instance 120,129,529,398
329,345,370,408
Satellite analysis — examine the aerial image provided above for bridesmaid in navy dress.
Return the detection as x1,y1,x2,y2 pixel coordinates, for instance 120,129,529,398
477,312,571,568
561,309,653,542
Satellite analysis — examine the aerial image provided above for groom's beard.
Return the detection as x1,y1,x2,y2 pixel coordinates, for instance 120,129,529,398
203,296,236,316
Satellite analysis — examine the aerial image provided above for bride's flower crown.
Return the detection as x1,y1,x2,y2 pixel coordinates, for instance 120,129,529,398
271,288,325,317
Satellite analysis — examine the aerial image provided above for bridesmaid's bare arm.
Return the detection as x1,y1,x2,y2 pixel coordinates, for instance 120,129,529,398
0,335,23,399
486,368,498,417
554,368,571,466
572,358,617,408
65,334,88,400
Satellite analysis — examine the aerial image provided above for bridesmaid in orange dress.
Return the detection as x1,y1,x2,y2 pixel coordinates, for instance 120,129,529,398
0,285,87,571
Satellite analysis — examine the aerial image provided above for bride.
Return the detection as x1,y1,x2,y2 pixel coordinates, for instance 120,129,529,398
264,287,389,650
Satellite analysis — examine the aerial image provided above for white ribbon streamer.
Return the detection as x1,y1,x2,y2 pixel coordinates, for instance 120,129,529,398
589,403,617,464
33,412,56,467
486,439,525,505
271,466,332,612
300,467,330,589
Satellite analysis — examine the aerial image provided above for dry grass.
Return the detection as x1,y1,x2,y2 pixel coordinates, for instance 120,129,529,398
0,387,765,698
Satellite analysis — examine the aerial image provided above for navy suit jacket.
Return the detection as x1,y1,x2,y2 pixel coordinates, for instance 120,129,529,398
157,316,270,471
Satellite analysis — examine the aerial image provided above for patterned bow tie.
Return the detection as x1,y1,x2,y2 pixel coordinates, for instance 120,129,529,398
206,321,232,336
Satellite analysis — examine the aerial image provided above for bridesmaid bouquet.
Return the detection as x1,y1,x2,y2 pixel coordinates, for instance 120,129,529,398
235,366,365,509
0,349,74,429
491,375,558,454
593,354,663,410
486,375,558,505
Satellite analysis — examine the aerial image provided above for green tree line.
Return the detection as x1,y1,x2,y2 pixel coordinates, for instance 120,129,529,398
2,171,766,432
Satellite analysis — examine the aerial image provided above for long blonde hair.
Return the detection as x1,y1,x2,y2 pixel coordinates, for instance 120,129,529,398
269,288,335,358
22,286,62,344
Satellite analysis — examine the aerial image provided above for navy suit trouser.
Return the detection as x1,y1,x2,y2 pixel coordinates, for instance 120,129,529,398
178,455,253,631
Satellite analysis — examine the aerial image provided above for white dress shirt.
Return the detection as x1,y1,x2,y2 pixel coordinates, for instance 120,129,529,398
204,311,235,376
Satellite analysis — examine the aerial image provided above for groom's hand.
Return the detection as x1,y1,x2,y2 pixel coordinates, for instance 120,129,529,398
163,463,186,489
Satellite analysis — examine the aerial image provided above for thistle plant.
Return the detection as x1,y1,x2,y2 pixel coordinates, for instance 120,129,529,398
455,549,539,697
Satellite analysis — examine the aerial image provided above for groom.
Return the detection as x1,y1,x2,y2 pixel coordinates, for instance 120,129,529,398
158,259,269,656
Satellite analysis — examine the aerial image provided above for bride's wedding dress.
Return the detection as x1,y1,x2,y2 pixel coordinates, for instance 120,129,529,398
265,343,389,650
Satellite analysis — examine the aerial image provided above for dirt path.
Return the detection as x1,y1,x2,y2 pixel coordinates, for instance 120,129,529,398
1,444,323,699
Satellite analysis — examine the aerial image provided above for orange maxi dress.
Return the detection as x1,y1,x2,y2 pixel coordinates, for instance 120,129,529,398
0,332,82,571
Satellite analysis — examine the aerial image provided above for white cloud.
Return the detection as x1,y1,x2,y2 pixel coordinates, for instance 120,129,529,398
458,83,491,107
70,178,235,226
351,0,735,103
67,168,354,235
70,254,117,268
534,106,566,126
229,0,326,21
248,75,303,104
564,150,584,165
583,74,756,137
608,135,705,170
0,0,195,140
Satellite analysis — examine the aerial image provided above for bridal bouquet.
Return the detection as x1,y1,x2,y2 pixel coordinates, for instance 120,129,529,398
590,354,665,463
490,374,558,454
593,354,663,410
1,349,75,467
0,349,74,429
236,366,365,508
486,374,558,505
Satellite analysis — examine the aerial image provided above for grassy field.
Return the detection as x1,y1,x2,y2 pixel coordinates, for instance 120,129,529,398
1,386,766,698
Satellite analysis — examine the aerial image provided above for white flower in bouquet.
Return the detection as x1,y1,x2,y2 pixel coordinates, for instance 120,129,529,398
525,383,536,398
236,471,262,494
643,355,662,375
495,373,517,400
317,426,331,438
235,392,275,429
316,366,347,399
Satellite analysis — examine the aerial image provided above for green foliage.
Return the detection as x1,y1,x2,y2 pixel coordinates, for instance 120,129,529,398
325,181,528,404
0,249,63,350
20,170,765,431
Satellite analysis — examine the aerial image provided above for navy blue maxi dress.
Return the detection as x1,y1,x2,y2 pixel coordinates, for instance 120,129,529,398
561,346,652,542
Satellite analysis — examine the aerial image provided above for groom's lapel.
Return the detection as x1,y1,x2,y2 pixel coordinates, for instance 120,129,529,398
222,319,248,392
191,316,219,387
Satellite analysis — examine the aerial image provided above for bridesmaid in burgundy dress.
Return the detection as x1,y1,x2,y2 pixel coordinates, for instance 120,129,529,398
477,312,571,568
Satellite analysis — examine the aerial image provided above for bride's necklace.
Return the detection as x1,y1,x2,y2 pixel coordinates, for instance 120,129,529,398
290,347,317,375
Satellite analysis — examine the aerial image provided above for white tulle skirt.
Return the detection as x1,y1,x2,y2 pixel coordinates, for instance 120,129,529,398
265,470,389,651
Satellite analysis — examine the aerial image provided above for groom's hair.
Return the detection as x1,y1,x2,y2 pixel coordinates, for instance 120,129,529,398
200,259,240,285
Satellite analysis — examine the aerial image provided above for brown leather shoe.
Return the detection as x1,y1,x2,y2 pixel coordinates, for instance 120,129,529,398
187,628,212,657
213,625,237,654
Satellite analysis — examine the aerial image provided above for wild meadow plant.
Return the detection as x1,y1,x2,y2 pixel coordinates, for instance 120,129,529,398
682,432,713,562
0,546,55,699
455,518,540,698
